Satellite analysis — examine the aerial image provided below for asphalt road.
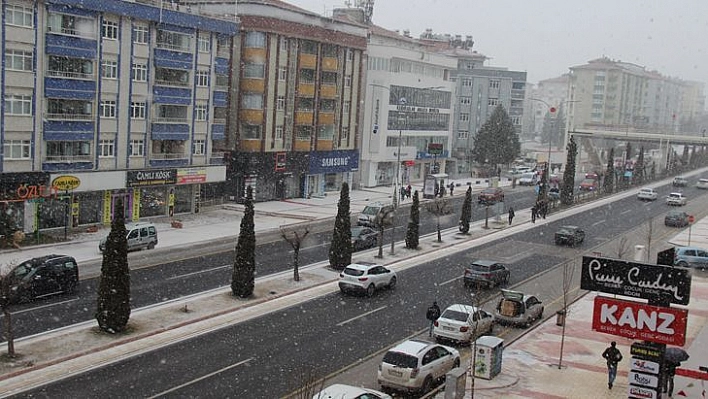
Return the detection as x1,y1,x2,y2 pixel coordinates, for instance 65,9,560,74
16,178,708,398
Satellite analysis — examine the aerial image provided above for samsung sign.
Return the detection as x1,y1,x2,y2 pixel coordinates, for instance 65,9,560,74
309,150,359,174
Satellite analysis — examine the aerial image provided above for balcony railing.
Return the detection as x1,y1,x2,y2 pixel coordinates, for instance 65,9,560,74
212,118,226,124
46,70,94,80
153,116,188,123
156,42,191,53
45,113,93,121
151,153,187,160
154,79,190,87
44,154,92,162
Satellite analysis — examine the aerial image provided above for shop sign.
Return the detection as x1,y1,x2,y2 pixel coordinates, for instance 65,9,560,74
592,296,688,346
630,358,660,374
628,384,658,399
52,175,81,191
581,256,691,305
177,168,207,184
127,169,177,187
308,150,359,174
628,371,659,388
630,342,664,361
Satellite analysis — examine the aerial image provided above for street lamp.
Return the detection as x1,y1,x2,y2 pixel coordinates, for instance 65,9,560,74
529,98,555,202
390,97,407,255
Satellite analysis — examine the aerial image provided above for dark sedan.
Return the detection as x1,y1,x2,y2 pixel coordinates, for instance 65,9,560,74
554,225,585,246
463,259,510,288
665,210,690,227
351,226,378,251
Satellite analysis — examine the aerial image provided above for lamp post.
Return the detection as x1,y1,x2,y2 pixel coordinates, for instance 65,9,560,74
390,97,407,255
529,98,555,202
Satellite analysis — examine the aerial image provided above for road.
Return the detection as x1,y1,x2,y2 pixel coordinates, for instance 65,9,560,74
15,178,708,398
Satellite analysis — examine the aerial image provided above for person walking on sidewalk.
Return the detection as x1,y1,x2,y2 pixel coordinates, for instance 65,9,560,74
449,183,454,196
531,205,537,223
400,186,406,202
602,341,623,389
426,301,441,338
508,207,515,225
406,185,412,199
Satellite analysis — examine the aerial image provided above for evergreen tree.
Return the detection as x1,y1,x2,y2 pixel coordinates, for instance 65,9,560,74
560,135,578,205
95,198,131,333
231,185,256,298
405,190,420,249
470,105,521,169
0,204,17,248
328,182,352,270
604,148,615,194
625,142,632,163
634,147,645,184
458,187,472,234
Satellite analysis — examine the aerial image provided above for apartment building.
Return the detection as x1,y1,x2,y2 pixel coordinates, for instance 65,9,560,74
1,0,238,232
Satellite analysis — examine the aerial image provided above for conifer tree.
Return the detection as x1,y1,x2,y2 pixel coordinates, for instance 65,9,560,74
405,190,420,249
232,185,256,298
604,148,615,194
634,147,645,184
96,198,131,333
470,105,521,168
560,136,578,205
328,182,352,270
459,187,472,234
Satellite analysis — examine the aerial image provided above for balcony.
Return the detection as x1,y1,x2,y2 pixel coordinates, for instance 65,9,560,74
212,118,226,125
46,70,94,80
44,154,92,162
156,41,191,53
209,151,225,165
149,152,189,167
45,113,93,121
153,116,188,123
154,79,190,87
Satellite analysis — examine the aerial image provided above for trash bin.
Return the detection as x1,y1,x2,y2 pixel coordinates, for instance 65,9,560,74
556,310,566,326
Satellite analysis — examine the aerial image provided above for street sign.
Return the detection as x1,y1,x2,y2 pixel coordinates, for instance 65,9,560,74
688,215,695,224
427,143,443,155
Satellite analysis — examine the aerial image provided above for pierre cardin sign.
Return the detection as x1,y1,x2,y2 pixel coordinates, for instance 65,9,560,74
127,169,177,187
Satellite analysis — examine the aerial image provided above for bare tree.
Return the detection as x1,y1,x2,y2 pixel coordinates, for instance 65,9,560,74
0,269,17,358
286,368,326,399
645,217,655,262
280,226,310,282
616,236,630,259
426,197,450,243
556,260,577,369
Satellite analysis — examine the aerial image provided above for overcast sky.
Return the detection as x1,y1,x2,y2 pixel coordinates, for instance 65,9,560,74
287,0,708,87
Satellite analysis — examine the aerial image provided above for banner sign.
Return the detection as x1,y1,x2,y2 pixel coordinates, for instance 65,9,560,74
592,296,688,346
581,256,692,305
308,150,359,174
630,342,665,361
127,169,177,187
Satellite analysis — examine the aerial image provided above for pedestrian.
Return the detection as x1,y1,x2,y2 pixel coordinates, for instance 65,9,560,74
449,183,454,196
540,200,548,219
602,341,623,389
434,183,439,197
406,185,412,199
531,205,537,223
400,186,406,202
426,301,441,338
439,185,446,198
662,360,679,396
508,207,515,225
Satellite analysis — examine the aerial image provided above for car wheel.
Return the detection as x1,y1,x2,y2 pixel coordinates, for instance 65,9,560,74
148,242,156,250
366,284,375,297
454,358,461,368
388,276,397,289
421,376,434,394
677,261,689,267
538,308,544,320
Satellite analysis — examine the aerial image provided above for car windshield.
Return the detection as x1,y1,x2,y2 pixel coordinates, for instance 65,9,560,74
469,264,491,272
361,206,380,215
440,309,469,322
557,227,575,234
382,352,418,369
342,267,365,277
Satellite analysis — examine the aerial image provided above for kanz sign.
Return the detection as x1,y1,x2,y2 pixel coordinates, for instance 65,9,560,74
592,296,688,346
581,256,691,305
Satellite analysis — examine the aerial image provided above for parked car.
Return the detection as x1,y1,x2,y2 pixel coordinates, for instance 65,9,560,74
518,172,538,186
666,192,687,206
585,172,599,180
338,262,397,297
99,222,158,252
494,289,544,328
637,188,658,201
1,254,79,303
674,246,708,270
665,210,690,227
378,340,460,394
672,176,688,187
433,304,494,344
554,225,586,246
357,202,394,227
463,260,510,288
478,187,504,205
578,178,598,191
696,178,708,189
313,384,392,399
351,226,378,251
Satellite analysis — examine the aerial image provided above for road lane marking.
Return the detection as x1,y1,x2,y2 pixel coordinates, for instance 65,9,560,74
167,265,231,280
0,298,80,317
147,357,253,398
337,306,388,327
592,219,606,226
620,209,632,215
440,276,459,286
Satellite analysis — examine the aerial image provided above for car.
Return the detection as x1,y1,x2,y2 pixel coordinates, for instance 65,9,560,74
338,262,397,296
637,188,658,201
494,289,544,328
432,304,494,344
578,178,598,191
696,178,708,189
357,202,394,227
666,192,687,206
554,225,586,246
312,384,392,399
351,226,378,251
665,210,690,227
1,255,79,303
673,176,688,187
674,246,708,270
585,172,599,180
99,222,158,252
518,172,538,186
478,187,504,205
378,339,460,394
463,260,510,288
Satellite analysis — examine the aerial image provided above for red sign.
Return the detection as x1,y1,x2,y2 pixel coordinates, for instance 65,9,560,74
688,215,695,224
404,160,415,167
592,296,688,346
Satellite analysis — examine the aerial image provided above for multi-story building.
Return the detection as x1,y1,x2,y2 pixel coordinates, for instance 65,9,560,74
1,0,238,232
186,0,368,201
526,74,570,138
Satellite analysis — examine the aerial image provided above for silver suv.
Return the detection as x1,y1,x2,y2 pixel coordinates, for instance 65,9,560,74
378,340,460,394
674,246,708,270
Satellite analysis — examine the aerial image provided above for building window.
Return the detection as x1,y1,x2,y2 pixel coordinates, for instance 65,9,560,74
244,31,266,48
99,140,115,157
133,25,148,44
4,94,32,115
297,97,314,111
193,140,205,155
215,74,229,88
318,125,334,139
294,126,312,141
47,14,95,37
101,60,118,79
460,113,469,122
6,4,33,27
132,63,147,81
198,35,211,52
462,79,472,87
279,37,288,51
343,100,350,115
242,94,263,109
511,116,521,125
276,96,285,111
129,139,144,156
299,69,315,83
241,124,261,139
46,141,91,161
102,20,118,40
322,44,337,57
275,125,284,139
47,55,93,79
195,104,207,121
488,98,500,107
347,49,354,61
341,126,349,141
157,30,191,52
243,63,265,79
489,80,500,89
460,97,471,105
196,70,210,87
130,102,146,119
321,72,337,85
5,50,33,72
457,130,469,139
100,100,116,118
279,66,287,81
344,75,351,88
300,40,317,54
3,140,31,159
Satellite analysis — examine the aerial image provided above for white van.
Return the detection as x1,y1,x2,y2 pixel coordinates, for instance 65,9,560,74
99,222,158,252
518,172,538,186
357,202,394,227
696,178,708,189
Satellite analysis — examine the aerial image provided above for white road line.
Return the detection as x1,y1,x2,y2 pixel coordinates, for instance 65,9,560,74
336,306,388,327
440,276,459,286
592,219,606,226
167,265,231,280
0,298,80,317
147,357,253,398
620,209,632,215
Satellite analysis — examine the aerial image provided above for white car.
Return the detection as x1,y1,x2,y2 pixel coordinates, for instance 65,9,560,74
338,262,397,297
696,178,708,189
518,172,538,186
378,340,460,394
433,304,494,344
637,188,658,201
666,192,687,206
313,384,392,399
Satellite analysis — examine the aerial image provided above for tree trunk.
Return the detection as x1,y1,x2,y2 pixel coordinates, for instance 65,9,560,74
293,245,300,282
3,308,15,358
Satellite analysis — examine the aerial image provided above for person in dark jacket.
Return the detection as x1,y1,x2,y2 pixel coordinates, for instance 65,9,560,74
508,207,515,225
426,301,441,338
602,341,623,389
